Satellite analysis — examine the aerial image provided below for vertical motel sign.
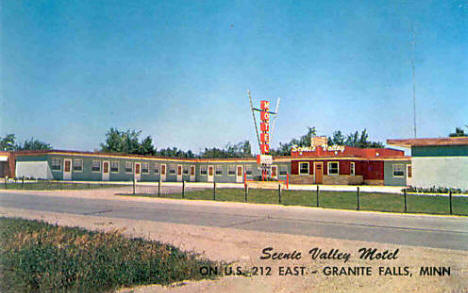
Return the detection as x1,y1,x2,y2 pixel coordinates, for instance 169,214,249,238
260,100,270,154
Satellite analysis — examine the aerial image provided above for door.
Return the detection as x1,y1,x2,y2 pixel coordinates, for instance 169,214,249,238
160,164,166,181
134,162,141,181
177,165,183,182
63,159,72,180
190,165,196,182
102,161,110,181
207,165,214,182
271,165,278,180
236,165,243,183
314,162,323,184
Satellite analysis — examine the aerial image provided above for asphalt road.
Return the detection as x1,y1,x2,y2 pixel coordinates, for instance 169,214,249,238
1,192,467,251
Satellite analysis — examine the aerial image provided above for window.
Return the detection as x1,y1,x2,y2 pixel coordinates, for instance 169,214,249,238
245,166,252,175
73,159,83,172
299,162,309,175
169,164,176,175
142,162,149,174
328,162,339,175
51,158,62,171
228,165,236,176
350,162,355,176
125,161,133,173
154,164,160,174
393,164,405,177
280,166,288,175
183,166,189,175
407,165,412,178
215,165,223,175
200,166,207,175
92,160,101,172
110,161,119,173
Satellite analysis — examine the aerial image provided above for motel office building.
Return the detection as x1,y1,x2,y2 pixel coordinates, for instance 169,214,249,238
8,144,411,187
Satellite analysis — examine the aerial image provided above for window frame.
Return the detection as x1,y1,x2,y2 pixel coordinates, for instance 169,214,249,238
392,164,405,177
110,161,119,173
299,162,310,175
350,162,355,176
141,162,149,174
125,161,133,174
228,165,236,176
215,165,223,175
91,160,101,173
51,158,62,171
72,159,83,172
327,161,339,176
200,165,207,175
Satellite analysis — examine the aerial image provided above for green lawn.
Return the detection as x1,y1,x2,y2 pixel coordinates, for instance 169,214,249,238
129,188,468,216
0,217,221,292
0,181,122,190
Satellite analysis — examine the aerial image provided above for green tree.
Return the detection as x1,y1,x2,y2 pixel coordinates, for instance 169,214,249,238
0,134,18,151
18,138,52,150
449,127,467,137
100,128,155,155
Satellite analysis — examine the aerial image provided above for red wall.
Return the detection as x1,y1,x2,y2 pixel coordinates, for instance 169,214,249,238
291,159,384,180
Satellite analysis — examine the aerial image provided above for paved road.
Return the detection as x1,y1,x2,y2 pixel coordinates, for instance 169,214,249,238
1,192,467,251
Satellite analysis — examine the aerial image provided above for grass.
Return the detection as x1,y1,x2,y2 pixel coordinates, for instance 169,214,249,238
0,217,221,292
128,188,468,216
0,181,122,190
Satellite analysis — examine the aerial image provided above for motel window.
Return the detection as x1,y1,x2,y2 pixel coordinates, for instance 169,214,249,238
154,164,160,174
228,165,236,176
142,163,149,174
350,162,355,176
279,167,288,176
92,160,101,172
245,166,253,175
393,164,405,177
51,158,62,171
169,164,176,175
73,159,83,172
215,165,223,175
328,162,339,175
110,161,119,173
299,162,309,175
183,166,189,175
125,161,133,173
200,166,207,175
407,165,412,178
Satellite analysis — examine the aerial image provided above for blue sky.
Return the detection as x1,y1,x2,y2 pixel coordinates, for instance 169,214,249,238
2,0,467,153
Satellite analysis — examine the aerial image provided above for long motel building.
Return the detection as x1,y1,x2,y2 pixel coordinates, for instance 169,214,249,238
1,136,438,187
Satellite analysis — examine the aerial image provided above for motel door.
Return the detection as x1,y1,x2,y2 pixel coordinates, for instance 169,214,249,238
63,159,72,180
236,165,243,183
207,165,214,182
315,162,323,184
134,162,141,181
190,165,196,182
177,165,183,182
160,164,166,181
271,165,278,180
102,161,110,181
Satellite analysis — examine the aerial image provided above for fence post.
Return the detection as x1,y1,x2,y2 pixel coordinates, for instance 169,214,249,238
213,181,216,200
403,189,407,213
244,184,248,202
356,187,360,210
133,177,136,195
316,185,320,207
449,190,453,215
22,177,25,189
182,181,185,199
4,177,7,189
278,184,282,204
158,180,161,197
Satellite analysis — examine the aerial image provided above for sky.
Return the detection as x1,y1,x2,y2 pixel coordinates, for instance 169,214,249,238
1,0,467,154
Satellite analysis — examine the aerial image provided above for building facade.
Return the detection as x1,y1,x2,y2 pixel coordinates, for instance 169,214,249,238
388,137,468,190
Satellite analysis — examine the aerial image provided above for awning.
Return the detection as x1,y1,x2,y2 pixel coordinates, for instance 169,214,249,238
387,137,468,148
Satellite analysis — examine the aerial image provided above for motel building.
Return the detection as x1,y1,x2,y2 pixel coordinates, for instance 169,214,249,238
387,137,468,190
3,136,416,187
